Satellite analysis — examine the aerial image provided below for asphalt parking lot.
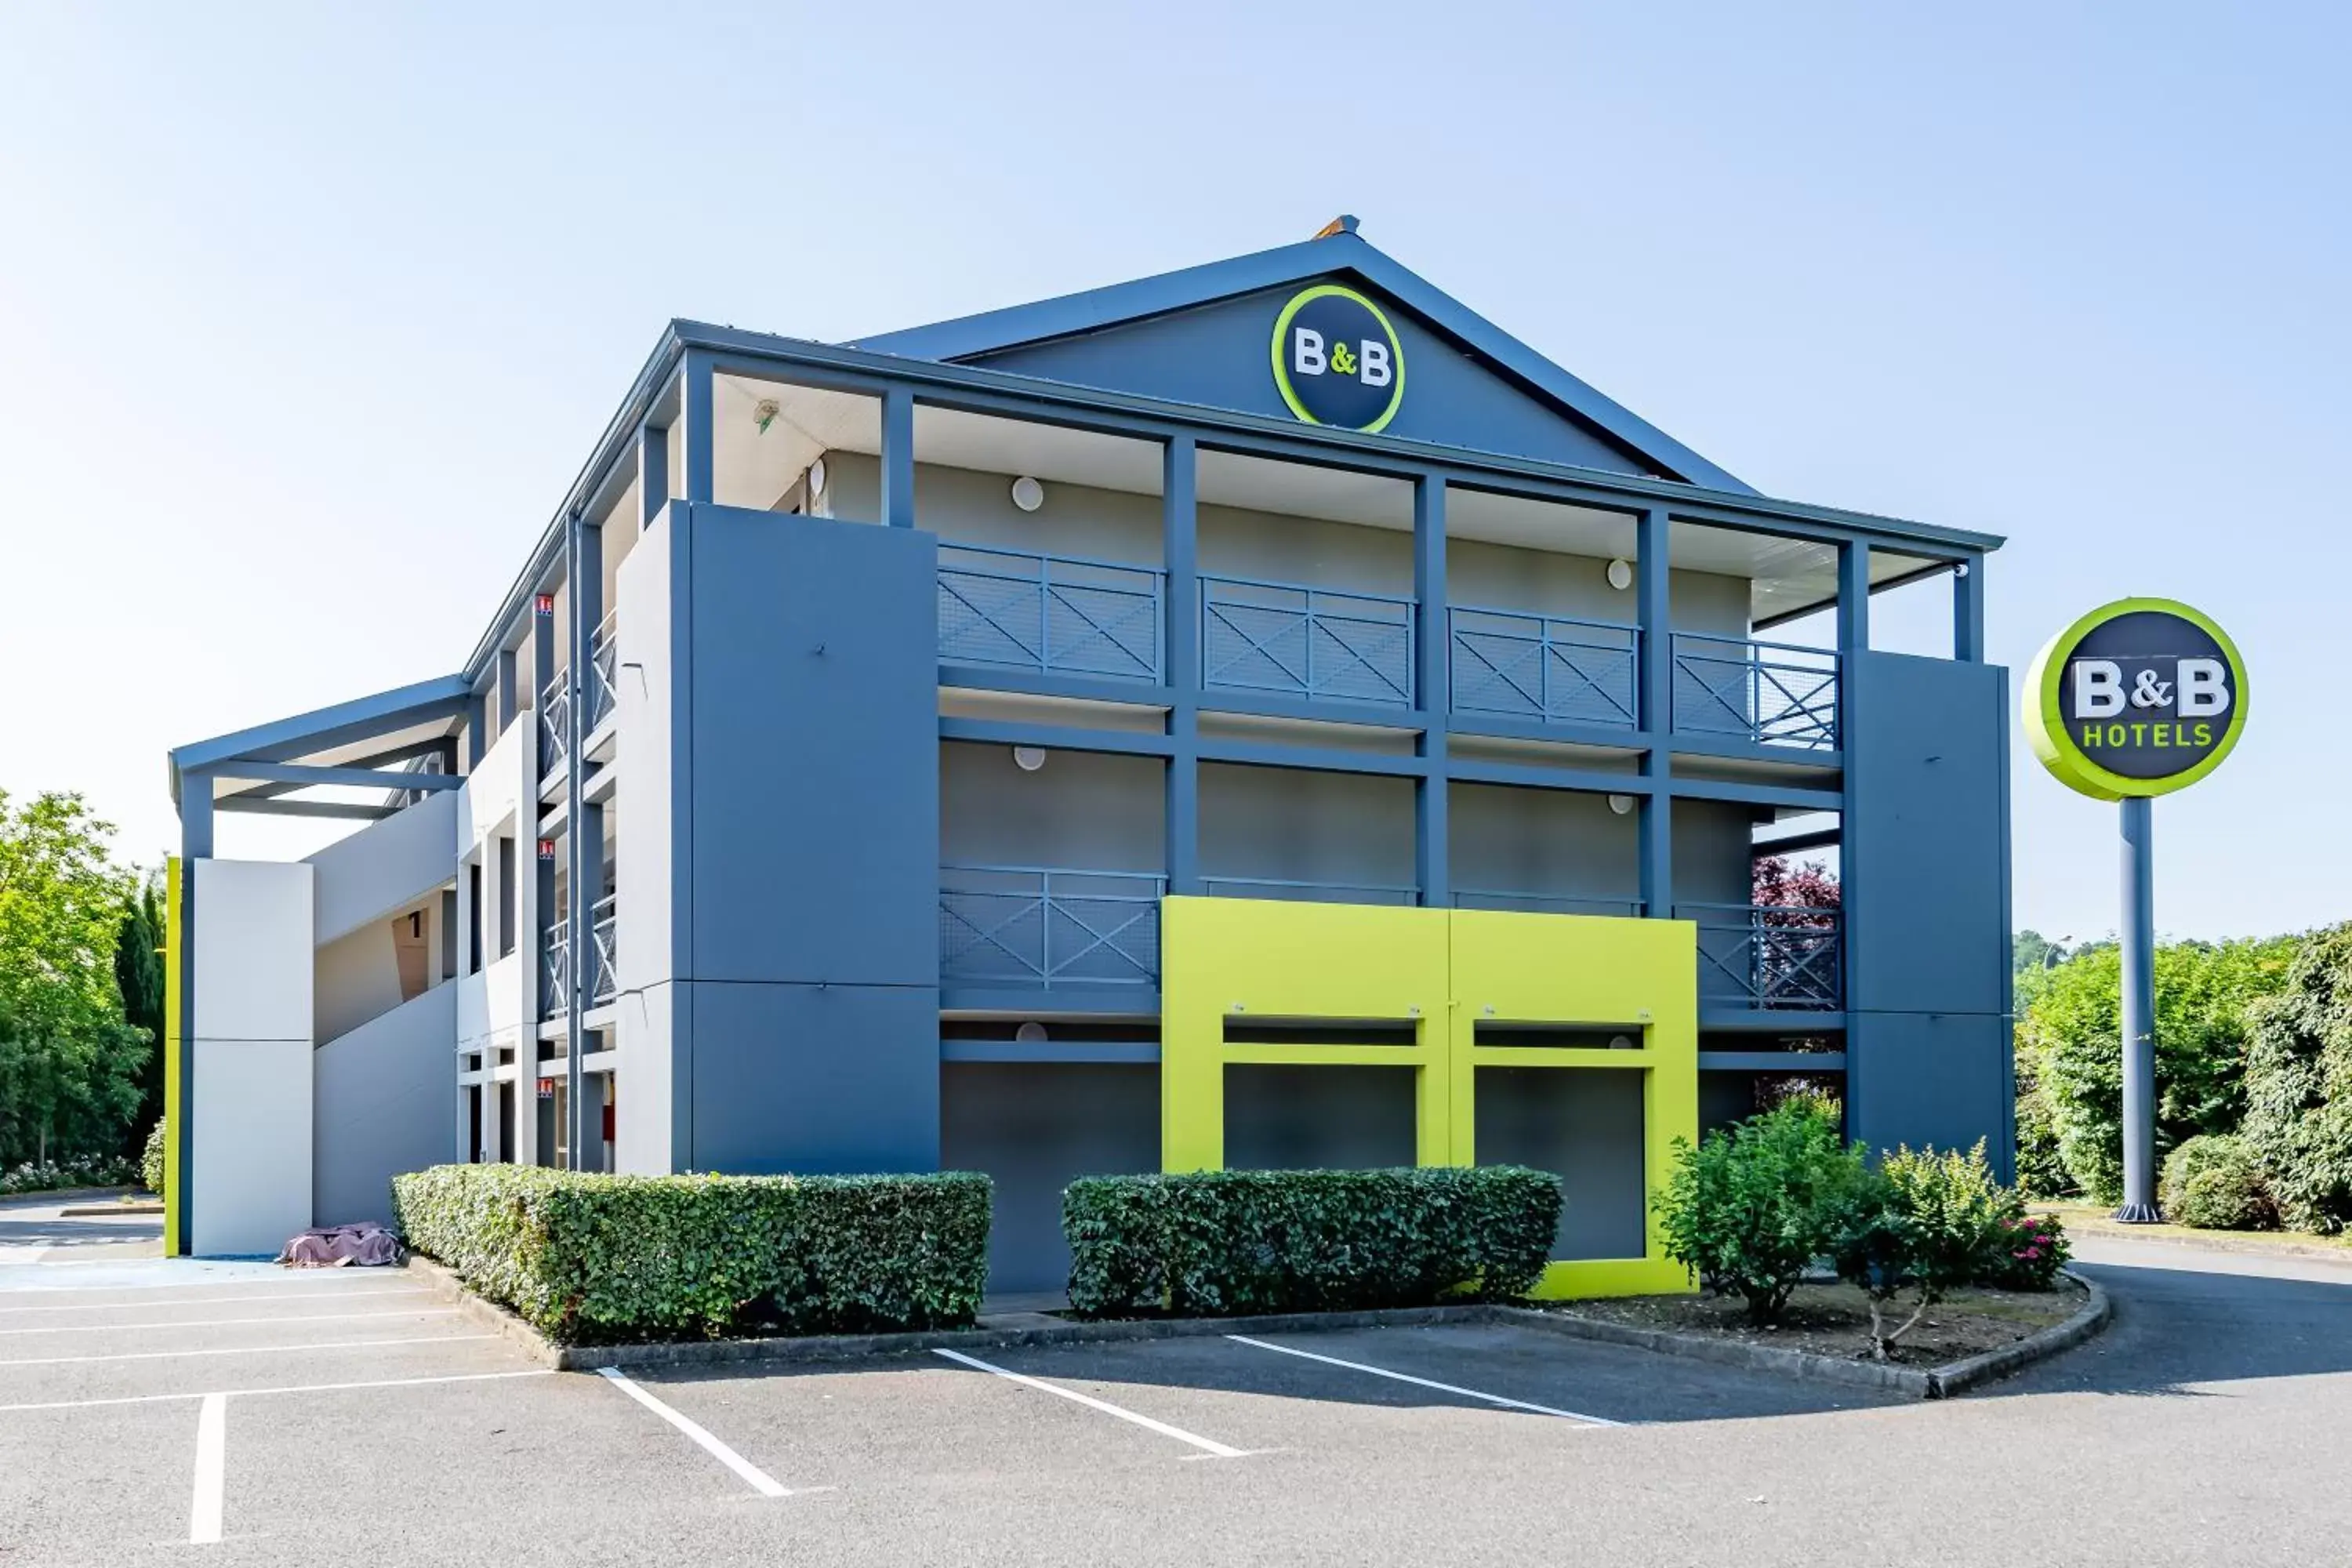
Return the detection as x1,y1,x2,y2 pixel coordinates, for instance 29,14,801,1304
3,1197,2350,1567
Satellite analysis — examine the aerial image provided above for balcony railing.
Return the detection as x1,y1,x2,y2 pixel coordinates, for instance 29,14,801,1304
1201,575,1414,706
539,671,571,775
939,864,1165,989
590,893,617,1006
586,612,619,735
1679,902,1843,1010
1451,889,1645,917
938,545,1162,681
541,919,569,1018
1199,876,1419,907
1449,607,1639,729
1671,633,1839,752
543,895,619,1013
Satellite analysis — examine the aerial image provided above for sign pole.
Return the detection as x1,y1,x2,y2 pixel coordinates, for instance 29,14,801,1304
2024,597,2248,1229
2116,795,2160,1221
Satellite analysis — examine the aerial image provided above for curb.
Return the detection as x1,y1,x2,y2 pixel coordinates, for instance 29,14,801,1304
397,1257,1497,1373
1501,1269,2110,1400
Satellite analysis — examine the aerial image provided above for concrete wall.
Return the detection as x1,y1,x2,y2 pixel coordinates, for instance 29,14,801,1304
1474,1065,1648,1260
190,858,314,1257
314,982,457,1225
307,791,457,947
1450,784,1639,906
1671,798,1763,909
314,920,402,1045
1199,764,1417,892
939,1062,1160,1294
942,742,1163,872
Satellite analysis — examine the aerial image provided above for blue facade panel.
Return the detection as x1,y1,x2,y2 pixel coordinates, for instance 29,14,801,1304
968,283,1658,477
685,507,941,988
685,981,941,1174
1848,651,2010,1017
1849,1012,2015,1181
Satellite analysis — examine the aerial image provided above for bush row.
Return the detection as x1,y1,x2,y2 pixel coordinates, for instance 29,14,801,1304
0,1152,141,1197
1062,1167,1562,1319
390,1165,992,1345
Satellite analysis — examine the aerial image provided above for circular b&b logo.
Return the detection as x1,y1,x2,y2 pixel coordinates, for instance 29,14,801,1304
1269,285,1406,433
2024,597,2248,800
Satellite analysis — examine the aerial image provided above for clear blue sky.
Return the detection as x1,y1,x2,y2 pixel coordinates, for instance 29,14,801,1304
2,3,2343,945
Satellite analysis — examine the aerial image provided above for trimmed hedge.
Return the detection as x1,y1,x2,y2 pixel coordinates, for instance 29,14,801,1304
390,1165,991,1345
1062,1167,1561,1319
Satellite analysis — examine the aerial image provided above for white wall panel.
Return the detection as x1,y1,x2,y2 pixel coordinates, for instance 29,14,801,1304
191,860,314,1042
191,1037,312,1256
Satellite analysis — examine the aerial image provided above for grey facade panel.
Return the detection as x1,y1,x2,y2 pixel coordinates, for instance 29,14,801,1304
684,980,941,1175
686,507,941,988
313,983,457,1226
1849,652,2010,1017
939,1062,1160,1294
1472,1066,1648,1261
1849,1011,2013,1181
965,283,1659,478
1223,1064,1417,1171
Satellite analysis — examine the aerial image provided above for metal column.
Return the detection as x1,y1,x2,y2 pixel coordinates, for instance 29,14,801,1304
2116,795,2161,1221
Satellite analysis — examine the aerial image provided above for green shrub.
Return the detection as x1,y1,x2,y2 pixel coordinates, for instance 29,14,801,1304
140,1120,165,1195
1062,1166,1559,1319
2020,937,2298,1204
389,1165,992,1345
2241,924,2352,1234
1882,1140,2016,1284
1653,1097,1868,1326
2161,1135,2276,1230
0,1153,140,1196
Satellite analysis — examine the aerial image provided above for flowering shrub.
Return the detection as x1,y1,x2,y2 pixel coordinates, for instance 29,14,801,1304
1981,1211,2071,1290
0,1153,140,1197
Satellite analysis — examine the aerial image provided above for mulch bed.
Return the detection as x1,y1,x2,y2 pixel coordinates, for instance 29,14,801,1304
1544,1278,2087,1367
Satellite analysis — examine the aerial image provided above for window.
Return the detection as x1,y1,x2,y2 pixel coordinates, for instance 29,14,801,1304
496,837,516,960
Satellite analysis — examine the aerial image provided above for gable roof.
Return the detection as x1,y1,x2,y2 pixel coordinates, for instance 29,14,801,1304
850,225,1754,495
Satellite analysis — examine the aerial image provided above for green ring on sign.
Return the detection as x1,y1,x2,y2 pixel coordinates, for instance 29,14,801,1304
2023,596,2249,800
1269,284,1406,434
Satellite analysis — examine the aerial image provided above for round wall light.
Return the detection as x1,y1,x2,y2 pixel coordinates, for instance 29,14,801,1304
1609,1033,1638,1051
1012,746,1047,772
1607,793,1636,815
1010,475,1045,513
1606,558,1635,591
807,457,827,498
1014,1021,1049,1044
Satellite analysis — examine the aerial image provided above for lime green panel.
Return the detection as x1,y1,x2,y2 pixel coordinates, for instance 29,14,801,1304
162,856,183,1258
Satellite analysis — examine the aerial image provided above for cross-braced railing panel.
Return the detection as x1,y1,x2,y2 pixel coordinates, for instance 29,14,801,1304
539,673,572,775
541,920,570,1018
1449,606,1639,728
586,613,619,735
1201,575,1414,706
1679,902,1843,1010
938,546,1162,681
590,893,617,1006
939,865,1165,989
1199,876,1420,907
1670,633,1839,751
1451,889,1646,917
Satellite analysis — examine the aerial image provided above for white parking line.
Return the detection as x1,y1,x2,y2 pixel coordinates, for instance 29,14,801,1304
0,1308,461,1337
0,1287,437,1315
596,1367,796,1497
1225,1334,1624,1426
0,1333,495,1368
188,1393,225,1545
0,1368,555,1414
931,1348,1251,1459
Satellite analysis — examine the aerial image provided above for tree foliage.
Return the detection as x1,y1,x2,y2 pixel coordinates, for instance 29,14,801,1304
0,791,146,1167
1753,856,1840,910
2017,935,2299,1204
114,872,166,1134
2240,924,2352,1234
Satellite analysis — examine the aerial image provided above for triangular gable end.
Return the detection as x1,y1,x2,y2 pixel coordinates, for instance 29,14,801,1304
851,231,1751,494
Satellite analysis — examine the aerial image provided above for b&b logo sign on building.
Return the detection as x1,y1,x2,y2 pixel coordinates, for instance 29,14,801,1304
1270,284,1406,433
2024,597,2249,800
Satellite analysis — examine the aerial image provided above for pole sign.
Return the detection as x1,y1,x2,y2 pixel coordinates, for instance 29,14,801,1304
1270,284,1405,434
2024,597,2248,800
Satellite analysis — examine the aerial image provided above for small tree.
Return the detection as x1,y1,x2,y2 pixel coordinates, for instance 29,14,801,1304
114,871,167,1136
1836,1142,2015,1360
1653,1097,1867,1326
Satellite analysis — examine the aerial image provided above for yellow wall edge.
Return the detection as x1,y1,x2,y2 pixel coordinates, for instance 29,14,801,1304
162,855,183,1257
